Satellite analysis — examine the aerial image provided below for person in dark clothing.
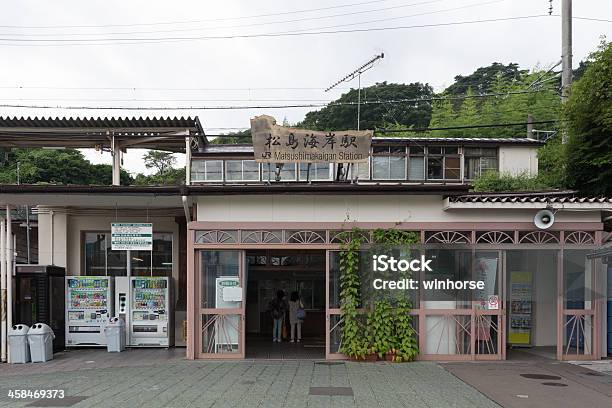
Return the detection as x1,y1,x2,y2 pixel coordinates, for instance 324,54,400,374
269,290,287,342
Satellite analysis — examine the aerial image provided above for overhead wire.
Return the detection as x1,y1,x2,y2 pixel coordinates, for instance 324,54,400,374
0,15,553,46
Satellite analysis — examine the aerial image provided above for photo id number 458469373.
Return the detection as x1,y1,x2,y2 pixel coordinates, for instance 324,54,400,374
7,389,65,399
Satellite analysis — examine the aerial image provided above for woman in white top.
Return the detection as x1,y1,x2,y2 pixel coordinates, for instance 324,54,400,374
288,291,304,343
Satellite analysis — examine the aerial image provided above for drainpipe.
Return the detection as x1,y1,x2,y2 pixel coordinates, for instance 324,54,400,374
182,196,191,222
5,206,11,363
1,217,6,363
50,210,54,265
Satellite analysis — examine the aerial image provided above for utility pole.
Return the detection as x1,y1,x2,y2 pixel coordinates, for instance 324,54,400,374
561,0,572,144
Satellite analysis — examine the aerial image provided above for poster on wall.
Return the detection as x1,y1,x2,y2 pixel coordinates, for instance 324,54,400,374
508,271,533,346
111,223,153,251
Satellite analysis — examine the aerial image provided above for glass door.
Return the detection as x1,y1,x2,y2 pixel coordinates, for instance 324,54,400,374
560,250,598,360
197,250,246,359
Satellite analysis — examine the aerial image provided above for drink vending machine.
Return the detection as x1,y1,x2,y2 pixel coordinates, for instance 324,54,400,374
115,276,173,347
65,276,113,346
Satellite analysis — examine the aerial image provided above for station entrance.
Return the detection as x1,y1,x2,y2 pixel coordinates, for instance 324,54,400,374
245,250,326,359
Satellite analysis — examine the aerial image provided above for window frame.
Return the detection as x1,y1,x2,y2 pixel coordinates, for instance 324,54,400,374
191,159,224,182
225,159,260,182
83,231,173,277
371,145,407,181
463,147,499,180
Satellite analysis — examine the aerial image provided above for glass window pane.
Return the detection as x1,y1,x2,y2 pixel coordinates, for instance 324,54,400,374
190,160,206,181
262,163,296,181
444,146,459,155
389,146,405,154
315,163,331,180
152,233,173,277
464,157,480,179
373,146,389,154
564,250,593,310
131,250,152,277
389,156,406,179
242,160,259,180
481,157,498,173
481,148,497,156
409,157,425,180
464,147,480,156
427,157,443,179
299,163,310,180
428,146,442,155
444,157,461,179
410,146,424,155
351,161,370,180
201,251,240,309
85,233,107,276
205,161,223,181
372,156,389,179
225,160,242,181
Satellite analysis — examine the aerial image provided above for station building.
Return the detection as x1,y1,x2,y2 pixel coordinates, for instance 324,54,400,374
0,116,610,362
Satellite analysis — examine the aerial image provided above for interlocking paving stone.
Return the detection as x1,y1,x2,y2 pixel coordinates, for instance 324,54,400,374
0,350,499,408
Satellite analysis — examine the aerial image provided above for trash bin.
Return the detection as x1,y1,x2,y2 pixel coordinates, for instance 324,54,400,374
27,323,55,363
104,317,126,352
8,324,30,364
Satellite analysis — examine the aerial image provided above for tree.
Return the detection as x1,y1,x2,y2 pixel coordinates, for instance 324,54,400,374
143,151,177,175
564,39,612,196
210,129,252,144
0,148,132,185
136,150,184,185
445,62,526,97
299,82,434,131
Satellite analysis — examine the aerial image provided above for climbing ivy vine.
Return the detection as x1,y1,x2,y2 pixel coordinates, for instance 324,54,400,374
338,227,419,361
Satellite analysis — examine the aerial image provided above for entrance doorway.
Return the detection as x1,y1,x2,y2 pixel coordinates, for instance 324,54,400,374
245,250,326,359
506,250,558,360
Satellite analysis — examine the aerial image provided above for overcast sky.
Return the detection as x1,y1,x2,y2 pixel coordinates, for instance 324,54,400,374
1,0,610,174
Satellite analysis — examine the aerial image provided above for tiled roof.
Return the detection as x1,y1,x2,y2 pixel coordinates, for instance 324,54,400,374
449,190,612,204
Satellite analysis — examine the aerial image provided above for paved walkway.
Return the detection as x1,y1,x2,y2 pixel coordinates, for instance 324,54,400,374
442,355,612,408
0,350,497,408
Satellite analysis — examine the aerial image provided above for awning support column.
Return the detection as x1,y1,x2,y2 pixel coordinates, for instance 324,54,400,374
111,134,122,186
1,217,6,363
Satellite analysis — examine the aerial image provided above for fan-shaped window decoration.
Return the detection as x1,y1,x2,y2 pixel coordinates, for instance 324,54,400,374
195,230,237,244
286,230,326,244
518,231,559,244
564,231,595,245
476,231,514,245
241,230,282,244
425,231,471,244
604,232,612,244
329,230,371,244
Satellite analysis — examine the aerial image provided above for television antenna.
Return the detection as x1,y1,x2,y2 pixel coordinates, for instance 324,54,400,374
325,53,385,130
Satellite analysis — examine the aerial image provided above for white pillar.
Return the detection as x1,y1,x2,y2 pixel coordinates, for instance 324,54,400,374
1,217,6,363
5,206,12,363
185,133,192,185
111,135,122,186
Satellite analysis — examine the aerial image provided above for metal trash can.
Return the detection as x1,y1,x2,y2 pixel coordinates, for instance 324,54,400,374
8,324,31,363
104,317,126,352
27,323,55,363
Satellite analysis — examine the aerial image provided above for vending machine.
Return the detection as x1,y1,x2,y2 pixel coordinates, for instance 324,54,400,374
115,276,172,347
65,276,113,346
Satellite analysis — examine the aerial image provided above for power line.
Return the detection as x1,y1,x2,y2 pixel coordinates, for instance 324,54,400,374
0,0,402,29
0,88,556,111
0,15,552,46
0,0,448,37
0,86,350,91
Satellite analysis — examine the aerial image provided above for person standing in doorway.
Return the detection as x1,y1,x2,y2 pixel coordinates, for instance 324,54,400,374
288,291,304,343
269,290,287,342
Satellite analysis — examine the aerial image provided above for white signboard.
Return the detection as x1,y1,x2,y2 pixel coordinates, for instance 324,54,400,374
111,223,153,251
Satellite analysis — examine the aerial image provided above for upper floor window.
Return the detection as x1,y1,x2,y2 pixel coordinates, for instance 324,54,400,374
225,160,260,181
372,146,406,180
191,160,222,182
262,163,297,181
299,162,333,181
408,146,425,180
426,146,461,180
349,161,370,180
464,147,498,179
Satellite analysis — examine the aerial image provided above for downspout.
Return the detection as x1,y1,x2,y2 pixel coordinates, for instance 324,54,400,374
1,217,6,363
182,196,191,223
5,206,11,363
50,210,54,266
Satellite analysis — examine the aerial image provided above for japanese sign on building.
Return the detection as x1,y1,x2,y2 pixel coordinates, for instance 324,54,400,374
251,115,372,163
111,223,153,251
